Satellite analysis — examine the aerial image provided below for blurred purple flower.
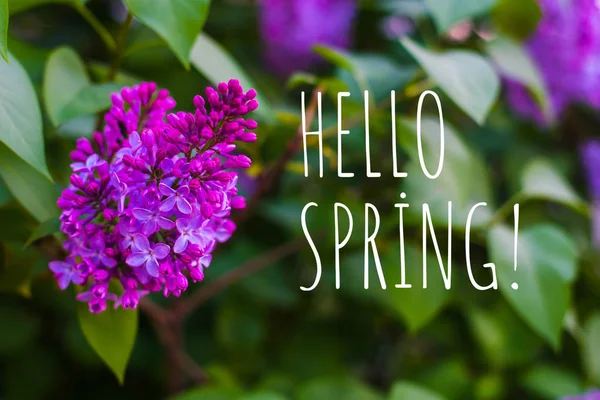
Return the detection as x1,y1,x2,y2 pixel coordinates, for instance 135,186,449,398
562,389,600,400
380,16,414,40
259,0,357,77
507,0,600,123
580,140,600,246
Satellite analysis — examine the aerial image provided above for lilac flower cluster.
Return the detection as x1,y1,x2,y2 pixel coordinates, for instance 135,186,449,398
49,80,258,313
506,0,600,124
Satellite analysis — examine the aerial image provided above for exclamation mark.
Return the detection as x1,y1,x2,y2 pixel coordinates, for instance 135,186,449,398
511,204,520,290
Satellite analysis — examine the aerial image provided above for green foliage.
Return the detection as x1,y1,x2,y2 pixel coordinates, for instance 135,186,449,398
381,245,452,331
399,118,493,227
0,52,50,179
24,215,60,247
43,47,121,126
124,0,211,68
522,365,583,399
0,1,597,399
583,312,600,385
401,37,500,125
0,143,57,222
77,299,138,384
487,224,578,348
492,0,542,41
486,36,550,121
425,0,498,33
389,381,447,400
190,33,273,121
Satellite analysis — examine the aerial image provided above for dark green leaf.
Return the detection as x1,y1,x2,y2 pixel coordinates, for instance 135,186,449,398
487,224,578,348
124,0,211,68
0,143,57,222
401,37,500,124
381,245,452,331
0,176,13,206
77,302,138,384
24,215,60,247
425,0,499,33
190,33,273,121
468,305,542,367
492,0,542,41
389,381,447,400
519,158,587,214
0,52,51,179
0,305,39,355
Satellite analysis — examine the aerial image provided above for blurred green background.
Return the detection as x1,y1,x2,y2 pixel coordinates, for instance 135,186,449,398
0,0,599,399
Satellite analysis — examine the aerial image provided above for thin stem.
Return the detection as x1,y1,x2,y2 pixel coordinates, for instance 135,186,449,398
174,239,305,319
74,3,116,51
139,299,208,389
94,12,134,131
108,12,134,81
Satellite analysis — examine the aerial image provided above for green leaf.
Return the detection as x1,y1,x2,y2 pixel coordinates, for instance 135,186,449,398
24,215,60,247
425,0,499,33
492,0,541,41
389,381,447,400
401,37,500,125
124,0,211,68
334,52,417,103
77,302,138,384
298,377,383,400
519,158,587,213
0,0,8,62
381,245,452,331
468,305,542,367
190,33,273,121
487,224,578,348
583,312,600,385
0,52,51,179
0,143,57,222
43,47,121,126
523,365,583,399
486,36,551,121
313,46,369,93
398,118,494,227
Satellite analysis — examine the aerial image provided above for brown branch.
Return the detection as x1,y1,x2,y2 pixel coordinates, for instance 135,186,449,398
139,299,208,391
237,87,323,225
174,239,305,319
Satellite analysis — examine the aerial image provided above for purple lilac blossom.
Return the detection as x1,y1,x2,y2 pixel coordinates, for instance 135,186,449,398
506,0,600,124
51,80,259,313
562,390,600,400
259,0,357,77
